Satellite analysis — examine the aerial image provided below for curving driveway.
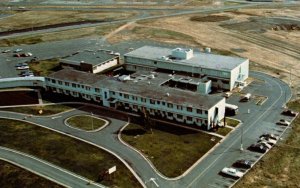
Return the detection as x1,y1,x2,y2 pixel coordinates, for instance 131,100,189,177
0,71,292,188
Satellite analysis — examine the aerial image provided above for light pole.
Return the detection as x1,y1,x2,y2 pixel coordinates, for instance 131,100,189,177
91,112,94,130
240,125,243,151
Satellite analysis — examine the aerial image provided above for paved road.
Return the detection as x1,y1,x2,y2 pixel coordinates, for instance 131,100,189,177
0,147,105,188
0,71,292,188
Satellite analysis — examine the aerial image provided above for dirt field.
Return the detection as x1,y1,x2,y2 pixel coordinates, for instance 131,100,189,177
108,6,300,97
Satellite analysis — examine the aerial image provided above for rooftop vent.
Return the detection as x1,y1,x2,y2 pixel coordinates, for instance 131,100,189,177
166,93,170,97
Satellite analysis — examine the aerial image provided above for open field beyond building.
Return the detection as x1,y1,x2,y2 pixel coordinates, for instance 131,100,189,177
0,118,141,187
67,115,107,131
0,160,63,188
121,123,221,177
235,99,300,187
29,59,60,76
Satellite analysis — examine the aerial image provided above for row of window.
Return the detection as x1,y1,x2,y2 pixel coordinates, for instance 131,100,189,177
47,78,101,93
118,92,208,114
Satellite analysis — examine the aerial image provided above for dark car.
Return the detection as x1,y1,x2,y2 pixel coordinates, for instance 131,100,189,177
233,160,254,169
248,144,268,153
282,109,298,117
260,133,278,141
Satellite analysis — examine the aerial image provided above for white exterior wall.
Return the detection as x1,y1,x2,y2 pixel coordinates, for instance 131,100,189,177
207,97,226,129
230,59,249,89
92,59,118,74
0,77,45,88
197,80,212,95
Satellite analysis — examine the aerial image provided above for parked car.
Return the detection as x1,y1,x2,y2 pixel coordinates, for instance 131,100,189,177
20,70,34,77
260,133,278,141
240,93,251,102
259,137,277,145
13,53,21,57
282,109,298,117
277,119,290,126
249,144,269,153
2,49,11,53
233,160,254,169
221,167,244,178
223,92,232,98
257,141,272,149
16,63,29,70
14,48,23,53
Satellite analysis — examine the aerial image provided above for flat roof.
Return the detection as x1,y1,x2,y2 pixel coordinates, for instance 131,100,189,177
48,69,223,110
124,46,248,71
61,50,117,66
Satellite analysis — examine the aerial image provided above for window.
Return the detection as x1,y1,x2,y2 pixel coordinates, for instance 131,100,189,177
81,85,84,89
58,81,62,85
197,119,202,123
167,103,173,108
162,101,166,106
58,88,63,93
111,91,115,95
133,105,138,109
157,101,160,105
197,109,202,114
150,99,155,104
46,78,50,81
205,111,208,114
167,112,173,116
132,96,137,100
72,83,76,88
86,86,91,91
187,107,193,112
124,94,129,99
119,93,123,97
51,79,56,83
177,105,183,110
65,82,69,86
177,114,183,119
95,96,101,101
141,98,147,103
95,88,100,93
187,116,193,121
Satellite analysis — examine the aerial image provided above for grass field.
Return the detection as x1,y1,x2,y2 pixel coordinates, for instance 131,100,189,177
0,118,141,188
0,23,122,47
235,99,300,187
0,11,135,32
0,160,63,188
121,122,221,177
0,104,80,116
67,115,107,131
29,59,60,76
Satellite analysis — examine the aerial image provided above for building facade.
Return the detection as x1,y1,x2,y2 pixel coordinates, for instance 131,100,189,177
45,69,225,130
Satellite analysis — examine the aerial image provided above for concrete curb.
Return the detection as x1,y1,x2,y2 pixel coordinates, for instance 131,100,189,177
64,114,109,133
0,116,146,188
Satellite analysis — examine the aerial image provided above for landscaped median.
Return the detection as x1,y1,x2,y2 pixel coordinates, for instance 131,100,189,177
121,122,221,178
0,118,142,188
66,115,108,131
0,160,63,188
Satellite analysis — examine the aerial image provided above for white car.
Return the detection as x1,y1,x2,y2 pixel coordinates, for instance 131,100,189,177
277,119,290,126
14,48,23,53
221,167,244,178
257,141,272,149
260,137,277,145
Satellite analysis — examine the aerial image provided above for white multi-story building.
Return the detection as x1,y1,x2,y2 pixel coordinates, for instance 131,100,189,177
45,69,225,130
124,46,249,91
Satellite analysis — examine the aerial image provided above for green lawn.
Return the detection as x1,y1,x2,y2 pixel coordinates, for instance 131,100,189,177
235,99,300,187
121,123,220,177
29,59,60,76
0,104,80,116
0,160,63,188
0,118,141,188
225,118,240,127
214,126,232,136
67,115,107,131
